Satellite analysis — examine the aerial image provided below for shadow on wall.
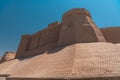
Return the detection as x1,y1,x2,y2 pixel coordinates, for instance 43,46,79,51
47,46,65,54
18,46,65,61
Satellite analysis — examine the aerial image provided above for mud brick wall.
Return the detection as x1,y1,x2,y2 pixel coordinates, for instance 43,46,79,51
58,8,106,47
16,8,107,58
16,22,61,58
101,27,120,43
16,35,31,58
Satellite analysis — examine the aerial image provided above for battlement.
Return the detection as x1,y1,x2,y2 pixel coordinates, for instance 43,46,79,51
62,8,91,20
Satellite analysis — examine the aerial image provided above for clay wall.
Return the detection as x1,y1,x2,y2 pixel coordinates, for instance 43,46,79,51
16,22,61,58
37,22,61,54
58,8,106,47
39,22,60,47
16,8,107,58
101,27,120,43
28,32,41,50
86,17,106,42
16,35,31,58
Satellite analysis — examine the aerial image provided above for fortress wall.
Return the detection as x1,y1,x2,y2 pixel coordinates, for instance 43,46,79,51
16,22,61,58
58,17,76,47
28,32,41,50
21,41,58,58
20,49,41,58
38,28,49,46
58,8,105,47
38,22,61,52
16,8,107,58
101,27,120,43
16,35,31,58
86,17,106,42
74,15,99,43
39,22,61,47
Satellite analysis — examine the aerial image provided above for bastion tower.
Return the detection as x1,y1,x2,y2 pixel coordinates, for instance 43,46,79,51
58,8,106,47
16,8,106,58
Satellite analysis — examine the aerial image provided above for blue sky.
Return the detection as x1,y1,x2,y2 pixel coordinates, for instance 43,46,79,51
0,0,120,56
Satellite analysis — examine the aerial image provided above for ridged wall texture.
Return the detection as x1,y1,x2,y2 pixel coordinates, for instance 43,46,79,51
0,43,120,78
